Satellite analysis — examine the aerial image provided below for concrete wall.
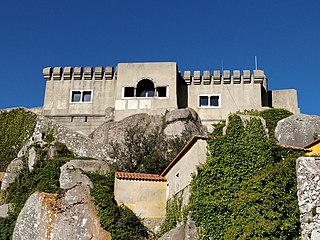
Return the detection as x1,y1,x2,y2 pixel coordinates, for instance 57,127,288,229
272,89,300,114
184,69,268,127
306,142,320,156
41,63,299,135
114,62,179,121
164,139,207,205
114,178,166,226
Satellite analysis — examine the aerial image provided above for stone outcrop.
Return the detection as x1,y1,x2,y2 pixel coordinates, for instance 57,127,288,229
164,108,205,137
32,116,111,161
159,214,199,240
13,187,110,240
0,203,11,218
275,114,320,147
59,162,93,190
64,160,109,174
89,108,206,144
1,158,24,190
13,160,111,240
296,157,320,240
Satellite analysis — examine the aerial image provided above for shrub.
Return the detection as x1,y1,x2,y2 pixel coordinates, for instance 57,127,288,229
188,114,303,239
0,109,36,171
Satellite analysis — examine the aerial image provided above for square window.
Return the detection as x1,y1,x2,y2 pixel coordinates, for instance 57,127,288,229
124,87,134,97
210,96,219,107
82,91,92,102
71,91,81,102
157,87,167,97
199,96,208,107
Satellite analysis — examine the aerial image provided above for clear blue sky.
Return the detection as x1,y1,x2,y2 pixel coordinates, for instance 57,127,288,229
0,0,319,115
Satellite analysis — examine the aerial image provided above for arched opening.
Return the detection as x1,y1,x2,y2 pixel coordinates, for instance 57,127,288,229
136,79,155,97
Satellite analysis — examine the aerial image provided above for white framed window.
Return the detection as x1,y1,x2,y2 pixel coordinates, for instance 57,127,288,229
122,86,168,98
70,90,93,103
198,94,221,108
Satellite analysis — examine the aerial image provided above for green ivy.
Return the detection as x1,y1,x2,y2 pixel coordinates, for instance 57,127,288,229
159,192,183,235
0,109,37,171
211,121,226,136
188,114,303,239
86,171,149,240
237,108,293,138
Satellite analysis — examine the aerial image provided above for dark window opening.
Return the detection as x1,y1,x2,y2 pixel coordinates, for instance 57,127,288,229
71,90,92,103
71,117,74,122
82,91,92,102
124,87,134,97
199,96,208,106
210,96,219,106
157,87,167,97
85,116,88,122
71,91,81,102
136,79,155,98
199,95,220,107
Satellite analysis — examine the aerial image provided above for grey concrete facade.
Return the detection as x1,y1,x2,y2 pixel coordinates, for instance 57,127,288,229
42,62,299,135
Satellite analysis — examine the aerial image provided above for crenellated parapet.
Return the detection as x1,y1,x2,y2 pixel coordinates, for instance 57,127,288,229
42,66,116,81
182,69,266,85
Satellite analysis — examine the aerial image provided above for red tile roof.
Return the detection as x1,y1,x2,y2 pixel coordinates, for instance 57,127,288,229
115,172,166,182
160,135,209,177
278,144,310,151
304,138,320,149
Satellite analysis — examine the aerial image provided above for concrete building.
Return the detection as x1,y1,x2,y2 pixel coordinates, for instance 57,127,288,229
113,136,208,230
42,62,300,135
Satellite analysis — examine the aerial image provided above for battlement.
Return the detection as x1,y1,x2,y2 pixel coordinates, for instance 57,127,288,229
182,69,266,85
42,66,116,81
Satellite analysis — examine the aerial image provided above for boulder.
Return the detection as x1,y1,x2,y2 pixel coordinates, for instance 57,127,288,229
64,160,109,174
0,203,11,218
164,108,205,137
28,147,37,170
296,157,320,240
1,158,24,190
275,114,320,147
159,214,199,240
59,162,93,190
13,186,111,240
89,113,161,144
89,109,206,144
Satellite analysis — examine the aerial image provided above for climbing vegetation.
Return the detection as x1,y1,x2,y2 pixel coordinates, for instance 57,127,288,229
188,114,303,239
237,108,293,138
0,108,37,171
87,171,150,240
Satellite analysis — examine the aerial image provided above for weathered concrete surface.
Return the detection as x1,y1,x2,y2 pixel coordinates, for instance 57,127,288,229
1,158,24,190
275,114,320,147
296,157,320,240
13,187,111,240
159,214,199,240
